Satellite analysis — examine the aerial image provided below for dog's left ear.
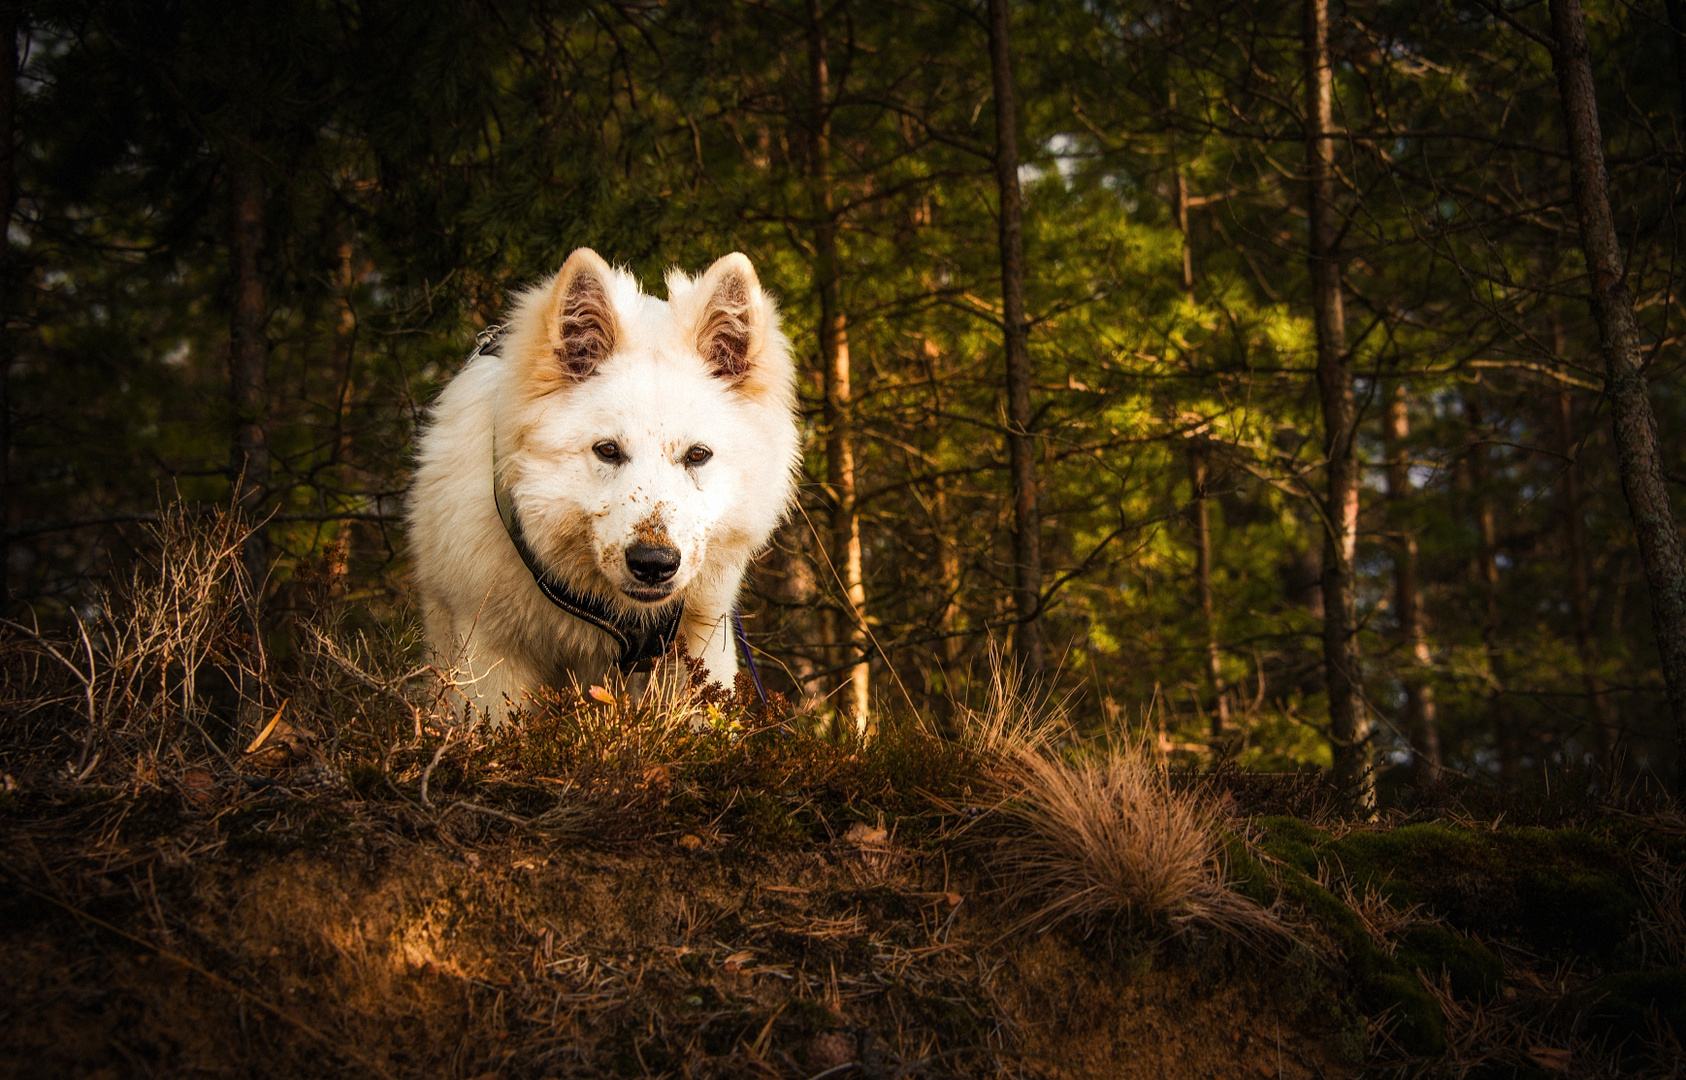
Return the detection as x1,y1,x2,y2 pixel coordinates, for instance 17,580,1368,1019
693,253,768,383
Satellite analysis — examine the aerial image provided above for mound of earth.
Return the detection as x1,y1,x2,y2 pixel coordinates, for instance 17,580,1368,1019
1,781,1350,1079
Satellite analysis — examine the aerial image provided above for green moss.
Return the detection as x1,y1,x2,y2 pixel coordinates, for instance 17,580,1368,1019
1396,925,1502,1002
1220,832,1274,907
1257,848,1447,1054
1256,816,1324,847
728,791,810,846
1314,824,1642,962
1362,970,1444,1054
1579,968,1686,1049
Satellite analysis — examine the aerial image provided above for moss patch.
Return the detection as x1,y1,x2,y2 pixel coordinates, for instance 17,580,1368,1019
1579,968,1686,1049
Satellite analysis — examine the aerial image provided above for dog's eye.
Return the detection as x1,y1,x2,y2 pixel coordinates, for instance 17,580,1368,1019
684,445,713,467
593,441,623,463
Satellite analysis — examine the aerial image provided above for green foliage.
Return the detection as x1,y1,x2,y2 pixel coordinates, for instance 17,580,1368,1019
6,0,1685,792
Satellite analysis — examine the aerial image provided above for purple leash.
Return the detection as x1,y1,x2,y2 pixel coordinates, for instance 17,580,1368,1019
732,608,770,712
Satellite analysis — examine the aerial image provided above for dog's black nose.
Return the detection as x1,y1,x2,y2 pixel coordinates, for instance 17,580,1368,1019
625,543,681,584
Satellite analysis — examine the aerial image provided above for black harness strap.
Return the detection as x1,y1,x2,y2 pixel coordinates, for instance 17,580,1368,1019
492,472,685,672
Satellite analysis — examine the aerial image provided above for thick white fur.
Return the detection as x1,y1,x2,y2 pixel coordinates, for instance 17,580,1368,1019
406,249,799,712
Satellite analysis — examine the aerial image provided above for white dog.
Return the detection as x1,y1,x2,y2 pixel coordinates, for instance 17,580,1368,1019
406,248,799,712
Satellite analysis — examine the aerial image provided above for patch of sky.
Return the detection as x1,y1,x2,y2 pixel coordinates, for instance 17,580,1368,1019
1429,386,1462,417
162,341,191,368
1019,135,1083,189
1495,552,1513,570
1047,133,1082,183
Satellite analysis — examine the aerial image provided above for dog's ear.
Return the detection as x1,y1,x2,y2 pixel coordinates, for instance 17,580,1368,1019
693,253,766,383
548,248,619,380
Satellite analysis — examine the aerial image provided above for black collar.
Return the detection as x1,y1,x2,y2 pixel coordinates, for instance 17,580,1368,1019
492,476,685,672
478,326,684,673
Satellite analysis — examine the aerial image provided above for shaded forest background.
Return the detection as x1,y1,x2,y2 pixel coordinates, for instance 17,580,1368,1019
4,0,1685,800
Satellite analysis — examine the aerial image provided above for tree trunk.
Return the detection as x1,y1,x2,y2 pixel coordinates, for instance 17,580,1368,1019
1466,399,1520,783
987,0,1044,682
228,149,269,594
1555,387,1618,771
330,231,357,465
808,0,869,734
1304,0,1369,807
1188,444,1229,737
1549,0,1686,792
1172,156,1195,303
1666,0,1686,122
1384,384,1440,784
0,2,19,611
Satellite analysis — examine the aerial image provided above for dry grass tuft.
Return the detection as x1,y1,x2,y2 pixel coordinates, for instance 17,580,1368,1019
975,740,1284,943
938,655,1285,944
2,502,261,784
947,645,1069,759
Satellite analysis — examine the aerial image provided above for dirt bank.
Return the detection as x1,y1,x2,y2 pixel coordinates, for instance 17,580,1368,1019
1,789,1352,1079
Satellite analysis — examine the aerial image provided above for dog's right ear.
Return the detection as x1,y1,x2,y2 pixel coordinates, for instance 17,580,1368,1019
547,249,619,380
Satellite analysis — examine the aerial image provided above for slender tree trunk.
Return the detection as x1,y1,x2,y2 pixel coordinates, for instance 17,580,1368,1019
1384,384,1440,784
1555,388,1618,771
1666,0,1686,123
987,0,1044,681
807,0,869,734
1172,157,1195,303
1188,444,1229,737
1466,399,1520,782
0,3,19,612
229,148,269,595
1304,0,1369,807
1550,0,1686,792
934,479,965,720
330,232,357,465
762,522,822,706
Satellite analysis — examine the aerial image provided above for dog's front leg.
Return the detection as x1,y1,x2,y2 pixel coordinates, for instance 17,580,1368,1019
679,574,741,690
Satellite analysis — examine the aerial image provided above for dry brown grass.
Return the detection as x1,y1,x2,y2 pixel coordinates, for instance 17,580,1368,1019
943,666,1284,945
2,502,261,784
980,743,1285,943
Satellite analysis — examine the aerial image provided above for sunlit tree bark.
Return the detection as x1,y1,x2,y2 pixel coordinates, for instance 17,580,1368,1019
807,0,870,734
1304,0,1368,807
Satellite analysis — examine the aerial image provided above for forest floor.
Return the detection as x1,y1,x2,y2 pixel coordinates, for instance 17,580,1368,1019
2,698,1683,1079
1,510,1682,1078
